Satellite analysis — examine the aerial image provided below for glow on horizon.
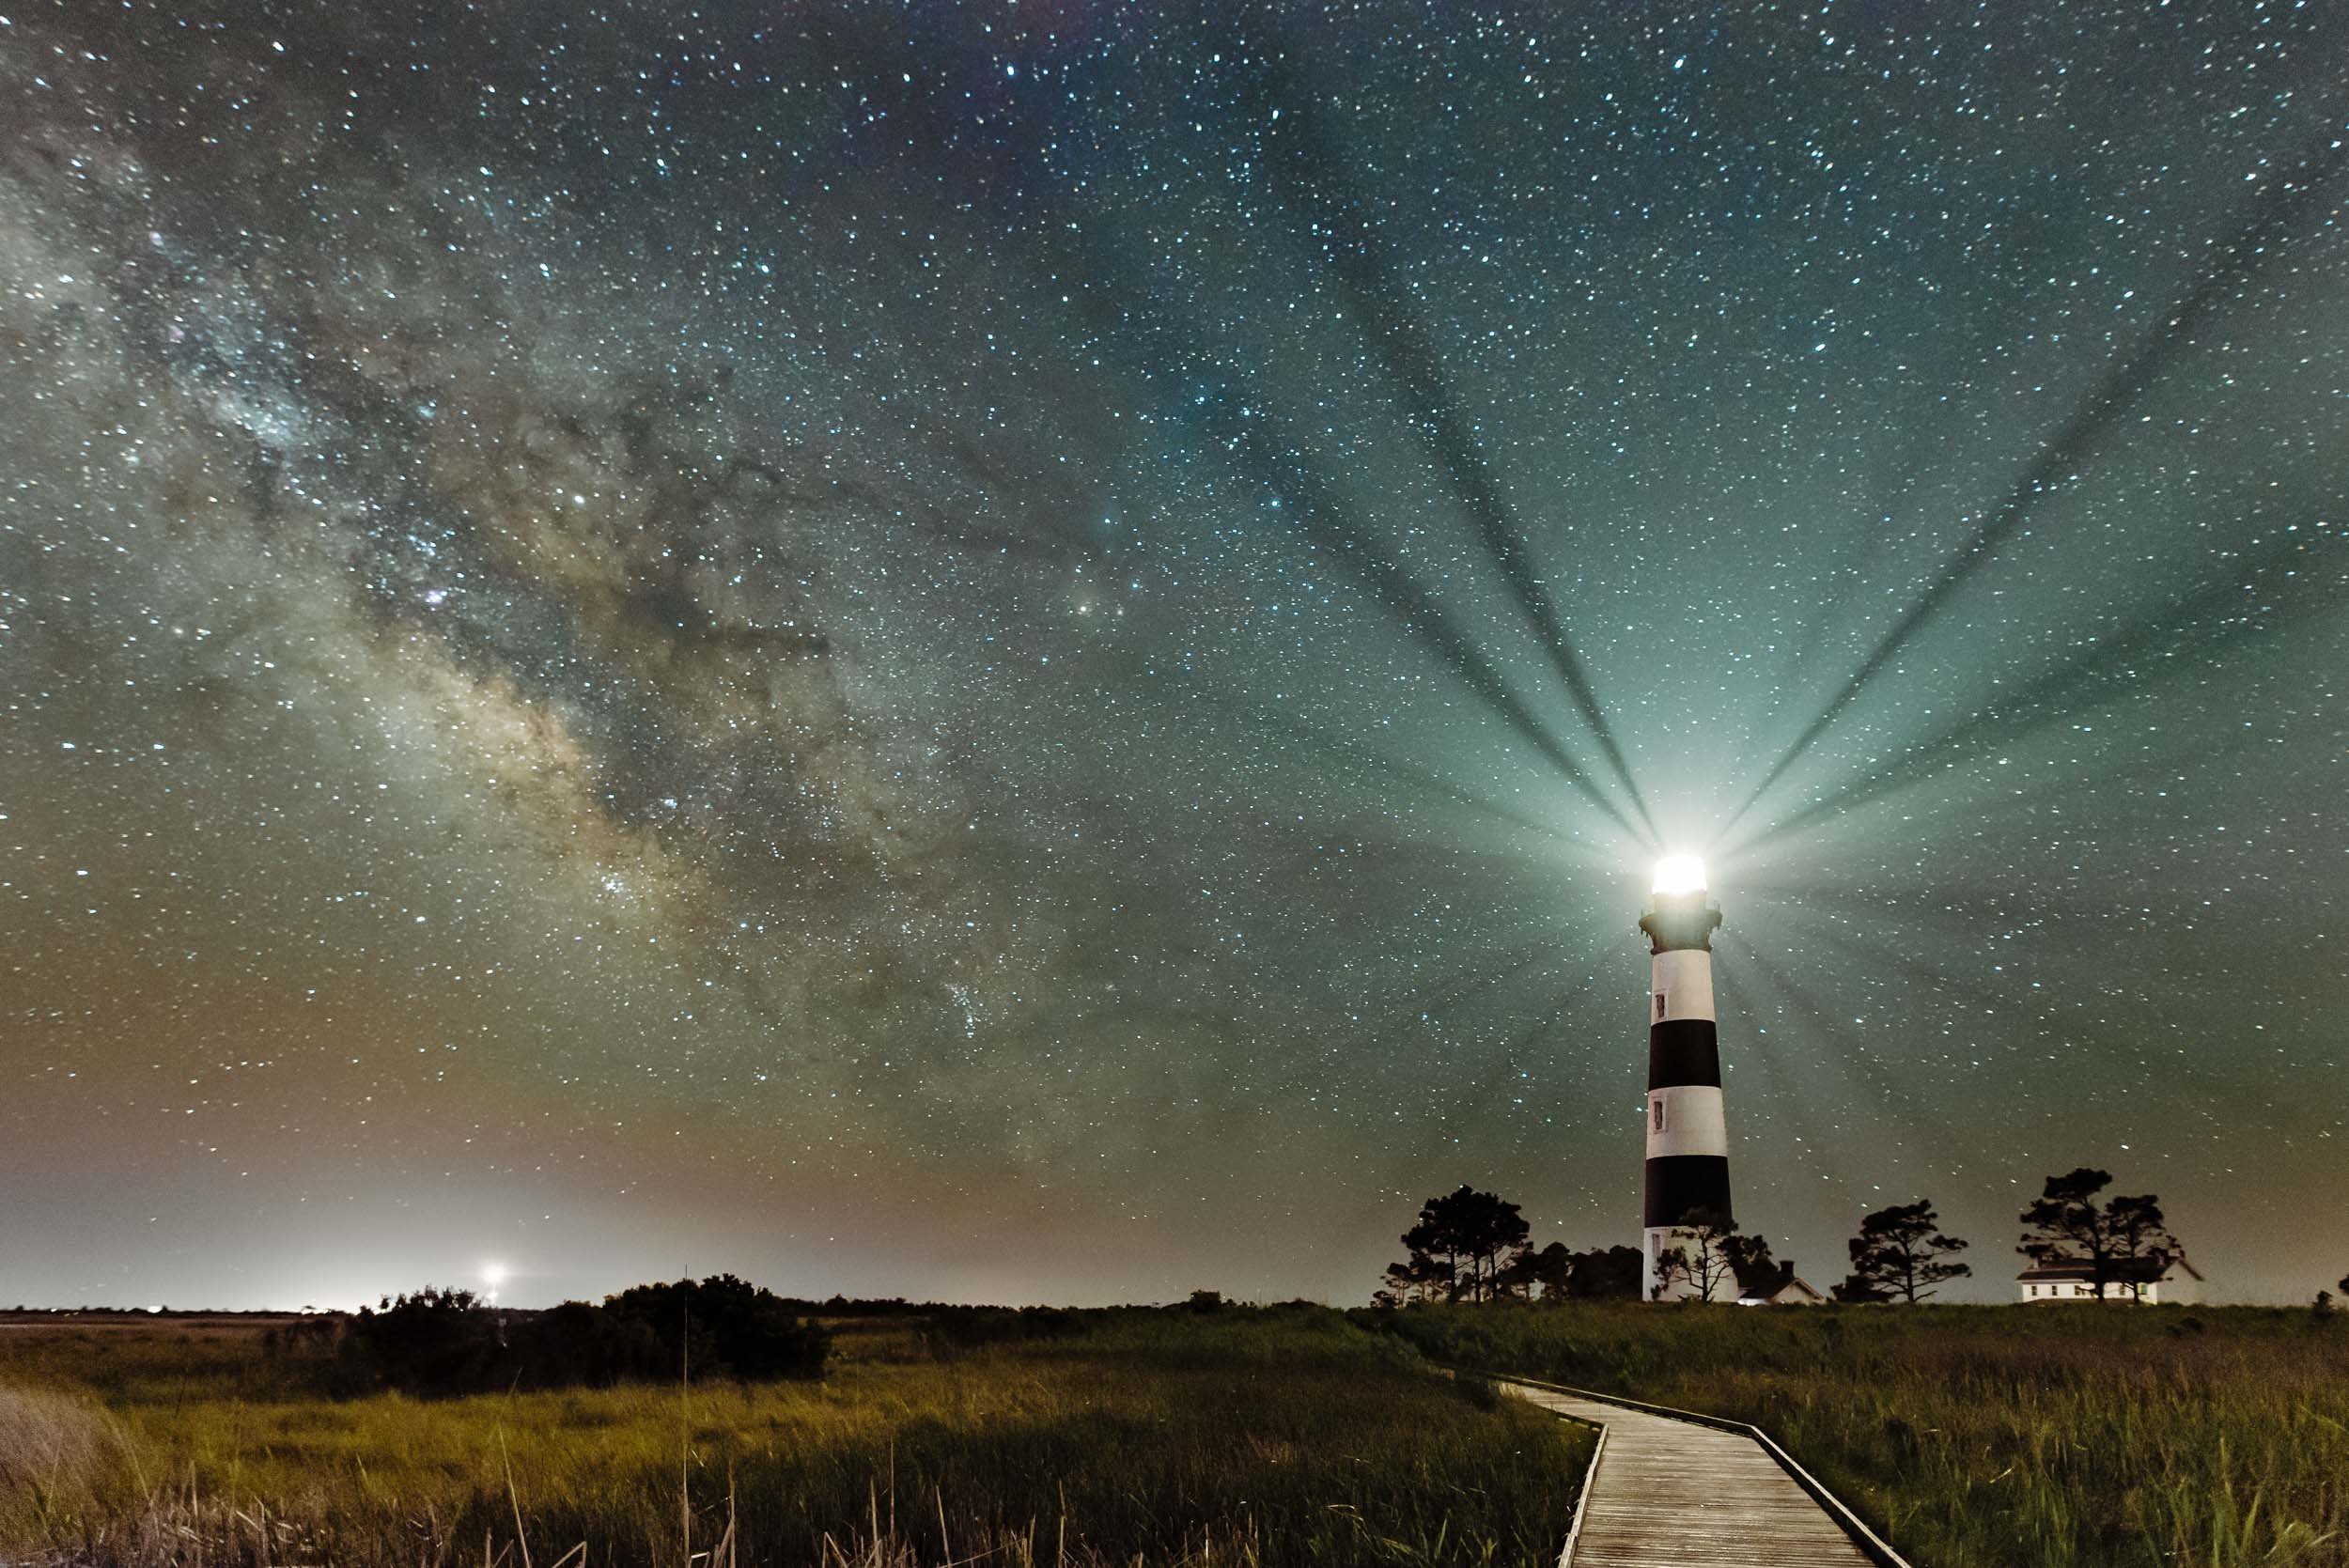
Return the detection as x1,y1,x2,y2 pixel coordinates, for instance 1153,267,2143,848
1652,854,1706,895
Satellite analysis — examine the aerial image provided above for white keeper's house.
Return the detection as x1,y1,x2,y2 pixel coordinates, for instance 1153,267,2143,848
2017,1253,2204,1305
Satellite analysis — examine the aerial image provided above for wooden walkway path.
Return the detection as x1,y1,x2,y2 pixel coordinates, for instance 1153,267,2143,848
1501,1379,1890,1567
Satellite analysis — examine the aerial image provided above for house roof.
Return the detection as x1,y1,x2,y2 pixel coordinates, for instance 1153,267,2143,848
2017,1253,2202,1284
1739,1275,1828,1304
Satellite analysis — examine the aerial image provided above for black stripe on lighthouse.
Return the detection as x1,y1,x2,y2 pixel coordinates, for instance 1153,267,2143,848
1644,1155,1733,1227
1647,1018,1719,1088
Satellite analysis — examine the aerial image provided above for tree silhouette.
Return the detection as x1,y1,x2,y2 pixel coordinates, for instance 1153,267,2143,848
1653,1244,1688,1300
338,1285,502,1395
1719,1232,1786,1299
1377,1251,1452,1306
1498,1241,1575,1301
2103,1195,2176,1302
2018,1168,2181,1300
1564,1245,1645,1300
605,1274,830,1379
1846,1199,1972,1303
1392,1185,1532,1303
1830,1272,1891,1304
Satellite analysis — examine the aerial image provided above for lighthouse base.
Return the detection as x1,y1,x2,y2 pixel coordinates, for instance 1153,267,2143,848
1642,1224,1724,1301
1641,1226,1674,1301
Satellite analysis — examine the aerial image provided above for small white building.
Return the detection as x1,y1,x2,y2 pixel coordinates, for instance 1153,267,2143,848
2017,1253,2203,1305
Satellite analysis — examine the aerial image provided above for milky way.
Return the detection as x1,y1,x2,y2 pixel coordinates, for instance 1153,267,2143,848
4,2,2346,1308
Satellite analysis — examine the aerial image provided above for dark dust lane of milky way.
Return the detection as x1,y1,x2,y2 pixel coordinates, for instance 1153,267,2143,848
3,2,2345,1308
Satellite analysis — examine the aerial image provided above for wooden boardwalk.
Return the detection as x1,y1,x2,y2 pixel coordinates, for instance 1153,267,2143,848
1501,1380,1881,1567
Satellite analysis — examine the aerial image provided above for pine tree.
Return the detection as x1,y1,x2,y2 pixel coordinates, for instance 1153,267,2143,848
2018,1169,2180,1300
1846,1199,1971,1303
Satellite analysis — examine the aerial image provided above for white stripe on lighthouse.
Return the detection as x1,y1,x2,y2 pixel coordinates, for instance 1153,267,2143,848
1644,1084,1727,1160
1649,948,1715,1022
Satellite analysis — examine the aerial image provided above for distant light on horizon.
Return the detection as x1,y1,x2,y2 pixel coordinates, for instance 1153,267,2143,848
1652,855,1706,895
482,1262,509,1301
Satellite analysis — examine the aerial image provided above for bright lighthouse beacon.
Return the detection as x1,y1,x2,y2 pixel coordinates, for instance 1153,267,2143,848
1640,855,1729,1299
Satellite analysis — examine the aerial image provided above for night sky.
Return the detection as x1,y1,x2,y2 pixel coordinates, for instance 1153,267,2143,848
5,1,2345,1311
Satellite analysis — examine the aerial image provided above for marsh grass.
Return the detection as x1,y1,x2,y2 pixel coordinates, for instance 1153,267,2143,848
1373,1301,2349,1568
0,1308,1588,1566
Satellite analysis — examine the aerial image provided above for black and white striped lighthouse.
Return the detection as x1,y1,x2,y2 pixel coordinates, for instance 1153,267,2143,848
1640,855,1730,1299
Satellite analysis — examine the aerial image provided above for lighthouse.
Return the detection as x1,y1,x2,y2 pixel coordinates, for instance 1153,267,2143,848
1640,855,1730,1299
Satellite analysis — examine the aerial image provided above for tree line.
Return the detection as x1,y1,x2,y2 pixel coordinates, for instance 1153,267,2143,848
319,1273,830,1396
1372,1185,1648,1304
1377,1167,2190,1304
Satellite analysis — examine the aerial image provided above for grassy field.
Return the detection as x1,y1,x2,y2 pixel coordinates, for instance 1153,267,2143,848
0,1306,1590,1567
1372,1300,2349,1568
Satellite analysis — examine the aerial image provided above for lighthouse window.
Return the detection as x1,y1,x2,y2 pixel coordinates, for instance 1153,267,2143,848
1651,1095,1666,1133
1653,991,1668,1022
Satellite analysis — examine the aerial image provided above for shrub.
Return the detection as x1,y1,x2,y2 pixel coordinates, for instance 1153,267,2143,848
918,1304,1087,1356
603,1275,830,1381
336,1276,828,1396
510,1300,669,1388
335,1287,504,1397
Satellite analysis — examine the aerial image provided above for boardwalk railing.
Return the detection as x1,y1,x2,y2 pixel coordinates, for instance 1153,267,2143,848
1550,1408,1608,1567
1456,1367,1917,1568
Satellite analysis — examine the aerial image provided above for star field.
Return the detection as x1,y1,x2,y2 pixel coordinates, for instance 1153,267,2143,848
3,0,2345,1308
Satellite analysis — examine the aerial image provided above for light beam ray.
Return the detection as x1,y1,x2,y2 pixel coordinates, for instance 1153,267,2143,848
1221,404,1650,845
1252,48,1660,846
1727,132,2348,837
1236,705,1591,851
1711,929,1974,1189
1719,533,2348,859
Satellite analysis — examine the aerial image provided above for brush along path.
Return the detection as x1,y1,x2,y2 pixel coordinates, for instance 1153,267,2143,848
1502,1380,1874,1567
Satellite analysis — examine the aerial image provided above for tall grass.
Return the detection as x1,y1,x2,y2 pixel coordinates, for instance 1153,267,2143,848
0,1384,134,1541
1371,1301,2349,1568
0,1308,1589,1566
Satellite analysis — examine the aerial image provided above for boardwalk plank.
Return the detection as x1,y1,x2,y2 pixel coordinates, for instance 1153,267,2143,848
1503,1381,1873,1567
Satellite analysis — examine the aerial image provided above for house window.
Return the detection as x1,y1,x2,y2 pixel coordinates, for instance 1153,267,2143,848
1653,992,1668,1023
1651,1095,1666,1133
2027,1285,2036,1297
